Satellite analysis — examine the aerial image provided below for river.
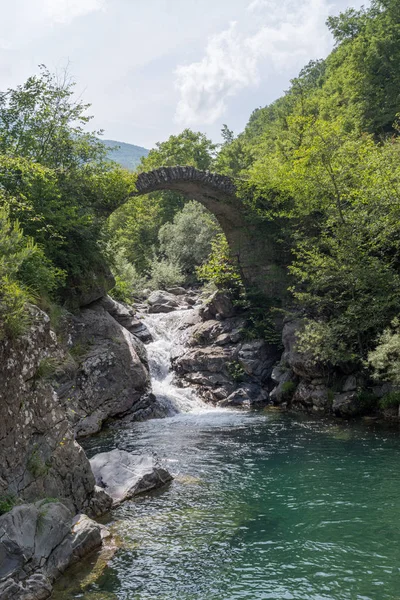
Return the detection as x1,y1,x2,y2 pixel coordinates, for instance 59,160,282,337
53,309,400,600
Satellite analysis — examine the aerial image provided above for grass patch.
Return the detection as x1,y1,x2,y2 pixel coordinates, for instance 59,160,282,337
227,361,246,383
0,494,18,515
379,391,400,410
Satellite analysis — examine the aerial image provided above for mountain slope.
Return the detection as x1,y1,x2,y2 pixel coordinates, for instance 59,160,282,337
102,139,149,170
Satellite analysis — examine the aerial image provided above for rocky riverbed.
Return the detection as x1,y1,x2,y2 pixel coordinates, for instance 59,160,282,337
1,285,399,599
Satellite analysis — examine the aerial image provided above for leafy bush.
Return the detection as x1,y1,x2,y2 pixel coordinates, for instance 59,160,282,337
356,391,378,412
368,318,400,384
0,202,65,339
148,258,184,290
379,391,400,410
0,206,35,338
227,361,246,382
109,249,148,302
197,234,243,295
281,381,297,397
158,201,220,276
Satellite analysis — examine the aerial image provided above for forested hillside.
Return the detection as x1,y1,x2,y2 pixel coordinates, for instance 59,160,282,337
1,0,400,399
102,139,149,170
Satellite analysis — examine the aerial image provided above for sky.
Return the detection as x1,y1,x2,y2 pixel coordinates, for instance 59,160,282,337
0,0,370,149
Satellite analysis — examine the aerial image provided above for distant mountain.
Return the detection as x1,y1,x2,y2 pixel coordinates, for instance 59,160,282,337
101,139,149,171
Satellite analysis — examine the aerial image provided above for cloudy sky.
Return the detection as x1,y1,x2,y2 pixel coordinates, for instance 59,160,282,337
1,0,369,149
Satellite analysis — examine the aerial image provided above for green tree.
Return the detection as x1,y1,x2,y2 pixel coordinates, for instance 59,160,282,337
158,201,220,276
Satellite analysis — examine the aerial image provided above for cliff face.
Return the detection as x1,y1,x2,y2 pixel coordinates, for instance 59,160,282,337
0,306,98,512
56,298,151,438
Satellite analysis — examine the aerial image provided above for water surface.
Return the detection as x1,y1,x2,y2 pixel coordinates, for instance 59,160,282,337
54,310,400,600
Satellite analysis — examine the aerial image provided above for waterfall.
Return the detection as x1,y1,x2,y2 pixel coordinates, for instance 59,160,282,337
141,309,208,415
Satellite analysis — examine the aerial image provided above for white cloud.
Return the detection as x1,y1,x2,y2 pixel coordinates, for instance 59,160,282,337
174,0,332,126
247,0,269,12
0,0,105,49
42,0,105,24
175,22,259,126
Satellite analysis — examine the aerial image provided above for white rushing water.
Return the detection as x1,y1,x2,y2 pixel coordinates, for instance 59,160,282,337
141,309,209,416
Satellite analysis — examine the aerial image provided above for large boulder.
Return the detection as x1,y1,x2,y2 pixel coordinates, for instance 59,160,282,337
90,450,172,505
332,392,363,418
56,303,150,438
0,306,100,513
0,502,108,600
200,291,235,320
70,263,115,308
238,340,279,383
147,290,179,313
292,380,331,413
98,296,152,343
218,384,268,408
166,286,186,296
172,301,277,405
282,320,325,380
269,366,298,405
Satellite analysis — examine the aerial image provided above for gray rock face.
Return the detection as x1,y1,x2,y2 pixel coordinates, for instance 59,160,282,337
172,306,278,405
166,287,186,296
0,502,107,600
282,320,325,380
274,320,333,414
292,381,331,413
218,384,268,408
0,306,98,513
332,392,361,418
270,368,298,405
90,449,172,505
147,290,180,313
98,296,152,342
200,291,235,320
57,302,150,437
73,263,115,308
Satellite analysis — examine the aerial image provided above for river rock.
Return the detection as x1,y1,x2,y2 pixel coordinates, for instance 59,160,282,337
147,290,179,313
332,392,362,418
0,501,108,600
90,450,173,505
270,368,298,404
238,341,278,383
0,305,100,513
218,384,268,408
56,303,150,437
98,296,152,342
200,290,235,320
282,320,325,380
292,381,331,413
172,298,279,405
166,287,186,296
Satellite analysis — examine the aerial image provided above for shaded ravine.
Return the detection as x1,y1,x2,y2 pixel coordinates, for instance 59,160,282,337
52,310,400,600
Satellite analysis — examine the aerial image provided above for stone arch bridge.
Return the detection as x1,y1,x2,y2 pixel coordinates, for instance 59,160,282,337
131,166,286,299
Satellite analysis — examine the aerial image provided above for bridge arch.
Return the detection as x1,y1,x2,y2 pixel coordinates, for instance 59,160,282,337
132,166,286,299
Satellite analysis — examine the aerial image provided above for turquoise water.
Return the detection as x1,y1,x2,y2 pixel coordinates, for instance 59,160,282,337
61,410,400,600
